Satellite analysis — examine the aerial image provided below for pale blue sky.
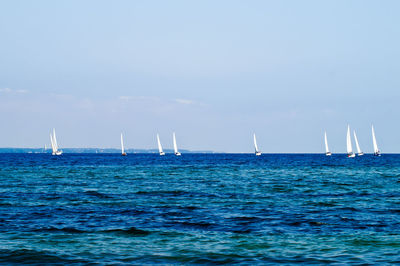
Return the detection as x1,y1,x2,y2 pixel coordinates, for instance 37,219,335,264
1,0,399,152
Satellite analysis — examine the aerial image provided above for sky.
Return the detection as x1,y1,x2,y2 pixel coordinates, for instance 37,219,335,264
1,0,400,153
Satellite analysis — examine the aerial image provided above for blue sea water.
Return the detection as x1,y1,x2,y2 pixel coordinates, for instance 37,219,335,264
0,153,399,264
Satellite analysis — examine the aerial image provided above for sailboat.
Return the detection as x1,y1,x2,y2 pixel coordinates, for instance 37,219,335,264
120,133,127,156
157,134,165,155
346,125,355,158
324,131,332,156
173,132,181,156
253,133,261,156
372,125,381,156
353,130,364,156
50,128,62,156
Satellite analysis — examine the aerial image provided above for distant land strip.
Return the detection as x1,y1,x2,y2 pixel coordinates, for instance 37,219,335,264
0,148,215,154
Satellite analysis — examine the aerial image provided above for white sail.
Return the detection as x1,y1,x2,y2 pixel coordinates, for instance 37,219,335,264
173,132,181,156
253,133,261,155
53,134,58,151
157,134,165,155
324,131,331,155
346,125,354,157
372,125,380,155
50,133,56,153
253,134,259,152
50,128,62,155
53,128,58,151
353,130,363,155
173,133,178,153
120,133,126,155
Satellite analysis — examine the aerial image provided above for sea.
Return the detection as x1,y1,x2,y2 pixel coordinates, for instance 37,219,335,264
0,153,399,265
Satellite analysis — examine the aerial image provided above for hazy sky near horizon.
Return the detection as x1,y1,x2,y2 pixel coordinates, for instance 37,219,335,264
1,0,400,152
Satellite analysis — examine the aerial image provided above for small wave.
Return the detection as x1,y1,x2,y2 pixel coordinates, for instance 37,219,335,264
179,221,214,229
232,229,252,234
33,226,152,236
86,171,96,177
229,216,262,222
0,248,88,264
320,201,338,207
308,221,328,226
181,205,200,210
39,195,61,200
286,220,328,227
83,190,113,198
104,227,152,236
339,216,357,222
118,209,148,215
136,190,188,196
30,211,52,218
338,207,358,212
287,221,303,226
33,227,85,233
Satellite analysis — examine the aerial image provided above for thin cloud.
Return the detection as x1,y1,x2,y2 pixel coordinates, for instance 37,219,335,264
119,96,160,102
50,93,72,97
118,96,206,109
0,88,11,93
119,96,132,101
0,88,28,94
175,98,194,105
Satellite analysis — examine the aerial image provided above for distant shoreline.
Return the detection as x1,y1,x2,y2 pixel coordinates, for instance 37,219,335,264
0,148,215,154
0,149,398,154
